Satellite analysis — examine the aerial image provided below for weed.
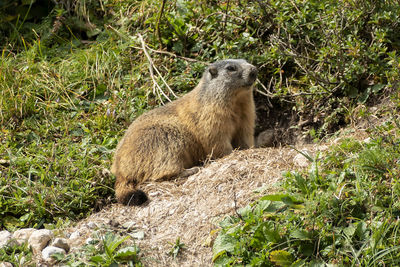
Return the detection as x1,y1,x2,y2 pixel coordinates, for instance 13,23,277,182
169,237,185,260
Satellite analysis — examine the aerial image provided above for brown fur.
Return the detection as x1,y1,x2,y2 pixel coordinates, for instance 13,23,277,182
111,59,258,205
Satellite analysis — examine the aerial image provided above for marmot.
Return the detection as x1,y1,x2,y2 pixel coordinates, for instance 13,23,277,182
111,59,258,205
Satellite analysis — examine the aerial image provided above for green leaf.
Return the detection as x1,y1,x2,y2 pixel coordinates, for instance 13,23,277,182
269,250,294,266
114,246,139,262
90,255,105,263
358,88,371,104
260,194,303,209
371,84,385,93
260,194,289,202
253,221,280,245
343,224,357,238
212,234,237,262
290,229,311,240
254,200,272,214
238,205,252,218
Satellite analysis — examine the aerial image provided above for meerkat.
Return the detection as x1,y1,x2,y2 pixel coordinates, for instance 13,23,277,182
111,59,258,205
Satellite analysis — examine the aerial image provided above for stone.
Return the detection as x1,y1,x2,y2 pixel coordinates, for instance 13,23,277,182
130,231,145,240
121,221,136,230
363,137,371,143
0,230,12,249
256,130,275,147
13,228,36,245
0,262,13,267
69,231,80,240
51,238,70,252
28,229,53,254
41,246,66,261
87,222,97,229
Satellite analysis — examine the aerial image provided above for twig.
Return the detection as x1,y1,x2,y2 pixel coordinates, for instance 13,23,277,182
256,78,274,97
138,34,178,102
233,190,244,221
131,45,208,64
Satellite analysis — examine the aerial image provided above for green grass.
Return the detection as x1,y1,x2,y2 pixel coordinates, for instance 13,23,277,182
212,120,400,265
1,40,131,229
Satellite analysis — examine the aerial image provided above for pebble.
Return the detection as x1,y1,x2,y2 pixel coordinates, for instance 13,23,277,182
69,231,80,240
42,246,66,261
13,228,36,245
28,229,54,254
51,238,70,252
87,222,97,229
0,231,12,249
256,129,275,147
130,231,145,240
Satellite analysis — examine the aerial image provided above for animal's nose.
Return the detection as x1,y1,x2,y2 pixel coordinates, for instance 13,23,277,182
249,66,258,81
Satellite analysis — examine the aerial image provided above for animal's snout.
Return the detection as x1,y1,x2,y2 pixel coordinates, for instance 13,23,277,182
249,66,258,81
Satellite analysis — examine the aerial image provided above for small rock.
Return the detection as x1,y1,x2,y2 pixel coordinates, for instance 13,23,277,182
0,231,12,249
130,231,145,240
0,159,10,166
42,246,66,261
0,262,13,267
363,137,371,143
69,231,80,240
293,151,311,168
102,219,111,225
13,228,36,245
122,221,136,230
51,238,70,252
28,229,54,254
87,222,97,229
256,129,275,147
110,219,119,228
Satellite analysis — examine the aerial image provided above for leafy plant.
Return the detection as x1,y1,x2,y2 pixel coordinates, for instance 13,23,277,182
213,120,400,265
169,237,185,260
61,232,142,266
0,242,33,266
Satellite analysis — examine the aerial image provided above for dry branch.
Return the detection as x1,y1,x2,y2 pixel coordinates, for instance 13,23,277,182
138,33,178,103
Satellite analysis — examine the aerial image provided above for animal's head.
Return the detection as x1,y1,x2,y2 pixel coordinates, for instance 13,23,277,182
204,59,258,93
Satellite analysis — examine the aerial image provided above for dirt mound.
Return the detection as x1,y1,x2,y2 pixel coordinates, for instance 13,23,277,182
66,145,325,266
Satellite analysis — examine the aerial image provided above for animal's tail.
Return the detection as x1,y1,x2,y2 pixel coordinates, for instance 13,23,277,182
115,179,148,206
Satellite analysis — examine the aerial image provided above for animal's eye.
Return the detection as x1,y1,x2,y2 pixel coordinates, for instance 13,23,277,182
226,65,237,72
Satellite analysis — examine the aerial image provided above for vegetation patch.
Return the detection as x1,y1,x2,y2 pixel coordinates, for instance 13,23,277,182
213,120,400,265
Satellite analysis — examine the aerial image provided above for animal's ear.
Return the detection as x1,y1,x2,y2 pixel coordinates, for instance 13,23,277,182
208,66,218,79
